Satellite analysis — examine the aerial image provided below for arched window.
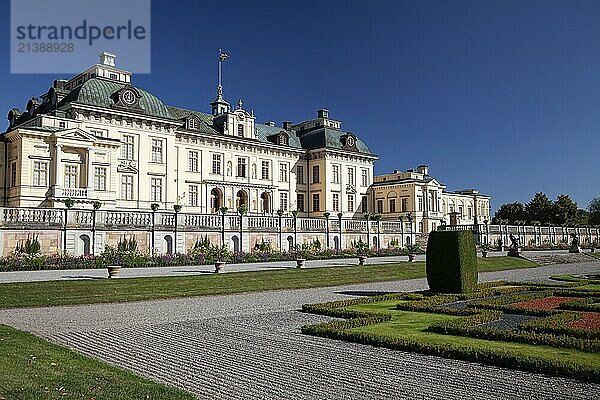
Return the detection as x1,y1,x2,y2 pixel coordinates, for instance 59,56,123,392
164,235,173,254
287,236,294,251
79,234,91,256
210,188,223,213
261,192,270,213
236,190,248,209
232,235,240,253
333,236,340,251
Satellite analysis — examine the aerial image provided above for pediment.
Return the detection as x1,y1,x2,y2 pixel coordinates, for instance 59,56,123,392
53,128,96,143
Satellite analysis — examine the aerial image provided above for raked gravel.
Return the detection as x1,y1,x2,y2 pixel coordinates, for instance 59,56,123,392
1,261,599,399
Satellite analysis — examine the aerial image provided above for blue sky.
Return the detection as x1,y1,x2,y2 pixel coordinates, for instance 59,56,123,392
1,0,599,213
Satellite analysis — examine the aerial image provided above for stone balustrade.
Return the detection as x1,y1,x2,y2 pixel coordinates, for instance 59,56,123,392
442,223,600,246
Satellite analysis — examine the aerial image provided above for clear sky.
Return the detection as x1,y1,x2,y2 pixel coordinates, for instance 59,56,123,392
1,0,599,213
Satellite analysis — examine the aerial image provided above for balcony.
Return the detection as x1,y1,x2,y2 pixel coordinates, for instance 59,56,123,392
52,187,90,199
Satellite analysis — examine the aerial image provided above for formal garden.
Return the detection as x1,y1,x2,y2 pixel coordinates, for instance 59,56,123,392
0,234,422,272
301,230,600,382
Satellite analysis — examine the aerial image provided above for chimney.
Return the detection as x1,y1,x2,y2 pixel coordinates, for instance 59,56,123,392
317,108,329,119
282,121,292,130
417,164,429,175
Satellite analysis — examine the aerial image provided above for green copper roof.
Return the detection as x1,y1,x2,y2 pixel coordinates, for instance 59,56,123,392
299,127,373,155
62,78,172,119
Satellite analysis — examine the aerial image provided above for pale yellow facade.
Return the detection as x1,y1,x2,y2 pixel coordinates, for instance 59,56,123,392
2,53,377,218
371,165,491,234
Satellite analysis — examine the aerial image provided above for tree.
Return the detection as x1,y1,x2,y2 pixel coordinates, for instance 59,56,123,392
589,197,600,227
492,202,526,224
552,194,579,225
525,193,554,224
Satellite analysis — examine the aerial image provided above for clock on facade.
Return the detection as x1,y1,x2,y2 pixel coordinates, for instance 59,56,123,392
346,136,355,147
121,89,137,106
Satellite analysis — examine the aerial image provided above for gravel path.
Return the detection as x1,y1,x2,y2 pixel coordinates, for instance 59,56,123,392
1,262,599,399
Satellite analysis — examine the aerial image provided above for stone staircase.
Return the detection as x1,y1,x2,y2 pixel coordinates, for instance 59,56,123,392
522,252,598,266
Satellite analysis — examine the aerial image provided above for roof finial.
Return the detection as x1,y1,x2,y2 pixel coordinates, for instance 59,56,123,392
218,49,229,89
237,98,243,110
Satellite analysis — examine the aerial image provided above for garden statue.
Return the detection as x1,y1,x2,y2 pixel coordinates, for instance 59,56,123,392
569,233,582,253
507,234,521,257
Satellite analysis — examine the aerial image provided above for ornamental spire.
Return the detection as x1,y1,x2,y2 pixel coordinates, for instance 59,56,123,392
211,49,230,116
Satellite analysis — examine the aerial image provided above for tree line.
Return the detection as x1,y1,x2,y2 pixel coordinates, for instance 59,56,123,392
492,193,600,227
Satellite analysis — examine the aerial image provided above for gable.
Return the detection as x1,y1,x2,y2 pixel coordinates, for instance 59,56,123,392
53,128,96,142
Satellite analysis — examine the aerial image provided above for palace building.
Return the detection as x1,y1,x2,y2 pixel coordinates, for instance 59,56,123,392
371,166,491,234
0,52,492,255
2,52,376,217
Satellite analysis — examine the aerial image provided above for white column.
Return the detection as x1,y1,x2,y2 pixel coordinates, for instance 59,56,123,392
86,147,94,189
54,144,63,188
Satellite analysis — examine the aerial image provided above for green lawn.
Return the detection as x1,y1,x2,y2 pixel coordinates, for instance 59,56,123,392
588,252,600,260
0,257,535,309
0,324,194,400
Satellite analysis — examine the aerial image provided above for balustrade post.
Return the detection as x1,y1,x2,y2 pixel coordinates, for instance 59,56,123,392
323,212,330,249
337,213,343,251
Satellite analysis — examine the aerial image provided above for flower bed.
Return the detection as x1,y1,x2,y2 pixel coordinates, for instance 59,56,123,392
511,296,578,310
568,312,600,331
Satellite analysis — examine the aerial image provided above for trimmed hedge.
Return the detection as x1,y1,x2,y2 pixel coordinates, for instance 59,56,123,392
427,311,600,353
426,230,477,294
300,295,600,383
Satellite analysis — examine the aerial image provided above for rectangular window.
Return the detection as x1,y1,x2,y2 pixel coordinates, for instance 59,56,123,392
279,163,288,182
347,167,355,186
261,161,269,180
33,161,48,187
468,207,473,219
389,199,396,213
312,193,320,212
297,193,305,212
332,165,339,184
347,195,354,212
312,165,319,183
188,151,199,172
188,185,198,207
459,206,464,217
121,175,134,200
361,169,368,187
377,199,384,214
94,167,106,191
402,198,408,212
151,177,162,202
237,157,247,177
296,166,304,184
332,193,339,212
418,197,423,211
237,124,244,137
280,192,288,211
122,135,134,160
361,196,368,213
10,162,16,187
64,165,78,189
212,154,222,174
151,138,163,163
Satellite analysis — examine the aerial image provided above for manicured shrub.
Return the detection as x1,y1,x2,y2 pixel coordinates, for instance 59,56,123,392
426,230,477,293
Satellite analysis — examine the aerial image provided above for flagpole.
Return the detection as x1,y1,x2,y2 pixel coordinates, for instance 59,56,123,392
218,48,222,88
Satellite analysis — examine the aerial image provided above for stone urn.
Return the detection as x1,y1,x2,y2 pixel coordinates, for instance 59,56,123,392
408,254,416,262
358,255,368,265
214,261,226,273
295,258,306,268
107,265,121,278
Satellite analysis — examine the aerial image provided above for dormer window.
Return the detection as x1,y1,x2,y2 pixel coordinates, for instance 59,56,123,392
187,117,199,130
237,124,244,137
278,133,288,146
